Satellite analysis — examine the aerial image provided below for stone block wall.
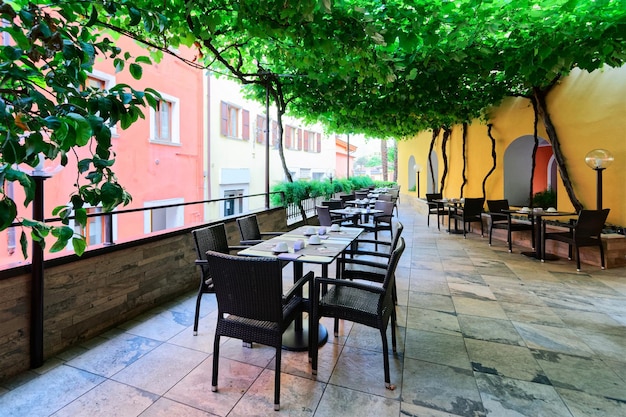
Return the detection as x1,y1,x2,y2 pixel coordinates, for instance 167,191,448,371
0,208,287,382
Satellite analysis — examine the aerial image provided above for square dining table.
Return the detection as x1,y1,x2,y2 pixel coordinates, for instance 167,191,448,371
238,225,364,351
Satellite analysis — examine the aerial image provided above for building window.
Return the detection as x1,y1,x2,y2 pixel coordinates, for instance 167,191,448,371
84,70,117,134
304,130,318,152
224,189,244,217
221,101,250,140
300,168,311,179
149,92,180,144
73,207,106,246
256,115,267,144
144,198,184,233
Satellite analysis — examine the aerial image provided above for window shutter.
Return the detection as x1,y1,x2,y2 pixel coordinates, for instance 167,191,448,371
285,126,292,148
303,131,309,152
242,109,250,140
317,133,322,153
297,129,303,150
220,102,228,136
256,115,264,144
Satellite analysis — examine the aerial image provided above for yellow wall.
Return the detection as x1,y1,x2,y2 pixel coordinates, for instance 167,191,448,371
398,65,626,227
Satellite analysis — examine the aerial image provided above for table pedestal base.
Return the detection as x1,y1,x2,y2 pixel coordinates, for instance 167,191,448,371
282,321,328,351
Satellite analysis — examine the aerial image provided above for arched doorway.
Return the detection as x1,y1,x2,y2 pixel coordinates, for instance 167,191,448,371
427,150,439,194
504,136,553,206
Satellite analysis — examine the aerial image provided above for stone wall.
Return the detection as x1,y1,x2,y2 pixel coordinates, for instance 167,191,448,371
0,208,287,382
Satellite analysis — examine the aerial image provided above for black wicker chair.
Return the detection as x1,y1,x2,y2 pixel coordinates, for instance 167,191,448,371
311,238,405,390
191,224,246,335
426,193,448,230
361,200,395,246
542,209,609,271
236,214,283,246
449,197,485,238
205,250,311,411
337,222,404,309
487,199,535,252
316,205,347,227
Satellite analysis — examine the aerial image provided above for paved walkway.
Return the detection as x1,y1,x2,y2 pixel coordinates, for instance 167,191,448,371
2,200,626,416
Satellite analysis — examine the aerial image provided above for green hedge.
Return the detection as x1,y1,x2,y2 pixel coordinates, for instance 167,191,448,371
271,176,395,205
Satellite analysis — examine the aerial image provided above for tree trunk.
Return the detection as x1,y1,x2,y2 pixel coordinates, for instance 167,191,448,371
482,124,497,200
532,86,583,211
428,128,440,193
460,123,467,198
392,139,398,183
529,96,539,207
381,139,388,182
440,127,451,193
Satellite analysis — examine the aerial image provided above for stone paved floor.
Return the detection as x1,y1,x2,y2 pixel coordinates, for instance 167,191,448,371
2,200,626,416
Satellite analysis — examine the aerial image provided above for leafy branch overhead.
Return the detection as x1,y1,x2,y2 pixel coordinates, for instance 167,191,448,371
2,0,626,256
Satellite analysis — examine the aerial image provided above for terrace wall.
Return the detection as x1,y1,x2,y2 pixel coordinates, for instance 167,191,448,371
0,208,288,382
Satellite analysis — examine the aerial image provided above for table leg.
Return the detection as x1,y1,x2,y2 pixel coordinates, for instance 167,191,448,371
281,262,329,351
521,215,558,260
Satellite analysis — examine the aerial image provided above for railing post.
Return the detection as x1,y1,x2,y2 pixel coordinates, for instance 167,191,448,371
103,213,114,246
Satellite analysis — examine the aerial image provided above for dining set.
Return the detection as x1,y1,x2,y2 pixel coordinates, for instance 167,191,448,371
191,206,404,410
426,193,609,271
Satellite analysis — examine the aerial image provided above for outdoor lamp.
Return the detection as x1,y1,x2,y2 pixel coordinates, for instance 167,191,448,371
413,164,422,198
585,149,613,210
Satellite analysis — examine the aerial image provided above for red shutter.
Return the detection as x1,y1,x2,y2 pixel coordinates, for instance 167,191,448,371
242,109,250,140
285,126,292,148
220,102,228,136
256,115,264,144
297,129,302,150
317,133,321,153
303,131,309,152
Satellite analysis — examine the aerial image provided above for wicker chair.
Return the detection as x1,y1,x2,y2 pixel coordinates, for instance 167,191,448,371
205,250,311,411
236,214,283,245
361,200,395,246
337,222,404,309
449,197,485,238
316,204,350,227
487,199,534,252
542,209,609,271
191,224,246,335
426,193,448,230
311,238,406,390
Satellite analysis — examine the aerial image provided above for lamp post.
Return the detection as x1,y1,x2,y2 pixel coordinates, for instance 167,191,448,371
584,149,614,210
413,164,421,198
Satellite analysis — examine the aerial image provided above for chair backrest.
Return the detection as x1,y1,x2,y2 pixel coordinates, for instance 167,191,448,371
316,205,334,226
321,200,343,209
391,221,404,249
192,223,231,260
426,193,443,208
389,189,400,199
205,251,284,322
575,209,610,238
355,191,368,200
382,237,406,291
462,198,485,217
339,193,355,203
237,214,262,241
374,200,395,218
487,199,510,221
378,193,392,202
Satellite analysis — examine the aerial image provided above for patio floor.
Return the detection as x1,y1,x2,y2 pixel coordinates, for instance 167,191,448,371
2,199,626,417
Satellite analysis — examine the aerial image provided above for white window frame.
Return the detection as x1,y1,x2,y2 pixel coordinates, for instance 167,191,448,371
149,91,181,145
143,198,184,233
87,69,118,136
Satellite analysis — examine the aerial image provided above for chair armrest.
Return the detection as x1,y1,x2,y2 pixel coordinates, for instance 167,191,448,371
260,232,284,237
351,238,392,247
343,248,392,259
284,271,313,302
240,239,264,246
314,276,385,294
338,257,389,270
195,259,208,266
227,245,249,253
